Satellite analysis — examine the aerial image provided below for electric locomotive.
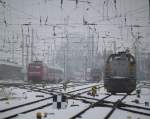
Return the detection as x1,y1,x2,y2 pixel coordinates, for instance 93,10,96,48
27,61,63,83
104,51,136,94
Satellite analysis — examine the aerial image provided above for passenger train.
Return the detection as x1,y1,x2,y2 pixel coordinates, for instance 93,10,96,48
27,61,63,83
0,62,23,80
104,51,136,94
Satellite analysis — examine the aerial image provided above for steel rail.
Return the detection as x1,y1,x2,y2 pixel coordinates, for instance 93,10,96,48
0,83,102,119
118,107,150,116
104,94,128,119
70,94,112,119
3,103,52,119
0,96,52,112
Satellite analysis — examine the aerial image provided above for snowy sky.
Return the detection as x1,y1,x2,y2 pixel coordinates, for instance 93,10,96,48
0,0,150,64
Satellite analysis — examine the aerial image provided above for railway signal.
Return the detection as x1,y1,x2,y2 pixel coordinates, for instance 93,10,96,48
136,89,141,98
53,94,68,109
145,102,149,107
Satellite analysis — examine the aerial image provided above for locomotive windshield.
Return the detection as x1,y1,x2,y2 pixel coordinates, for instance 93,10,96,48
28,63,42,71
104,51,136,94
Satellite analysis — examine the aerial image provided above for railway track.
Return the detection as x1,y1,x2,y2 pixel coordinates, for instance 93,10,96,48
70,91,150,119
17,83,103,96
103,94,128,119
0,83,103,119
44,83,89,91
1,102,53,119
94,97,150,117
70,94,112,119
70,93,134,119
0,96,52,113
1,82,149,119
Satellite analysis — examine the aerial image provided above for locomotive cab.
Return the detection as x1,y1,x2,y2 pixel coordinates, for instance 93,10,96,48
27,61,63,83
104,51,136,94
27,61,44,83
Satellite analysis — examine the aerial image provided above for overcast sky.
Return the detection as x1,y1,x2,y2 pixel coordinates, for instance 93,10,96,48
0,0,150,64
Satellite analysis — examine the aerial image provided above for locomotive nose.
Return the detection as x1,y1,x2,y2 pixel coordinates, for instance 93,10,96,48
104,52,136,94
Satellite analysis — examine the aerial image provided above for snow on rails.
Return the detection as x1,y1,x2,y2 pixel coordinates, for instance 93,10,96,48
0,81,150,119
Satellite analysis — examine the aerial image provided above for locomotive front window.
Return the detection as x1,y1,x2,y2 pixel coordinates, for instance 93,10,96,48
29,65,42,70
115,57,121,60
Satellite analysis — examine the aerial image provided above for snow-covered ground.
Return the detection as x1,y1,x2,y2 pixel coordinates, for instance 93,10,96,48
0,81,150,119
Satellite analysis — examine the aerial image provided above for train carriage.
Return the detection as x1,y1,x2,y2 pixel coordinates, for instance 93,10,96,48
0,62,23,81
104,51,136,94
27,61,63,83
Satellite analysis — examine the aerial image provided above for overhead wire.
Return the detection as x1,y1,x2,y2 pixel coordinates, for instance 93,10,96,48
0,0,149,43
5,2,39,20
0,0,148,28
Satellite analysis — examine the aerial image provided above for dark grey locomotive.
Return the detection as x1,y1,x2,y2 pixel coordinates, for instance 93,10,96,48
104,51,136,94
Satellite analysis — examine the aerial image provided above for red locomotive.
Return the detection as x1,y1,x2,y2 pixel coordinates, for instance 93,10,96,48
27,61,63,83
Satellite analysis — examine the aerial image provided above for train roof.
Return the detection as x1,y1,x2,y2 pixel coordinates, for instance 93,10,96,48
49,64,64,71
108,51,134,59
30,61,43,64
106,51,135,63
0,60,22,68
29,61,64,72
112,51,131,56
